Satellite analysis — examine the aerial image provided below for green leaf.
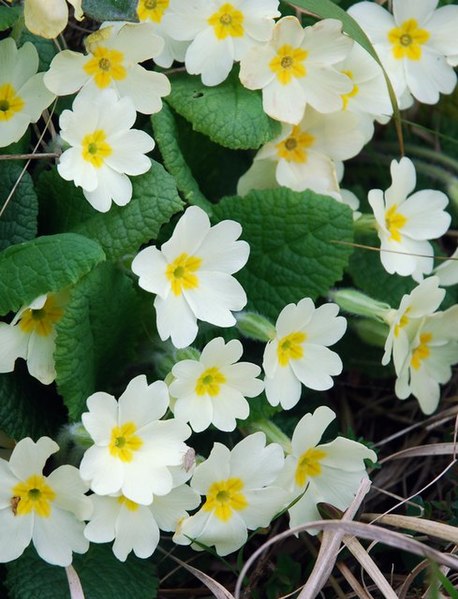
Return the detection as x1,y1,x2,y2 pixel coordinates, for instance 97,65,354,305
0,233,105,316
212,188,354,320
0,372,65,440
0,162,38,252
291,0,403,151
81,0,138,22
0,6,21,31
73,161,185,260
6,545,158,599
55,263,143,421
166,70,281,150
151,104,213,214
18,32,57,72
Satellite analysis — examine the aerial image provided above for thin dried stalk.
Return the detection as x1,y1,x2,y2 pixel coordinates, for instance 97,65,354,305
362,514,458,545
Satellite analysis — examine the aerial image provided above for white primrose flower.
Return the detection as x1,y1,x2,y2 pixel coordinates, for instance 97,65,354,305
0,437,91,566
57,88,155,213
434,248,458,287
79,375,192,505
395,305,458,414
169,337,264,432
237,105,373,197
136,0,190,68
131,206,250,349
0,38,55,148
162,0,280,86
0,292,67,385
263,299,347,410
239,16,353,124
44,23,170,115
348,0,458,105
276,406,377,531
369,157,451,282
173,433,287,556
84,483,199,562
22,0,83,39
382,276,445,373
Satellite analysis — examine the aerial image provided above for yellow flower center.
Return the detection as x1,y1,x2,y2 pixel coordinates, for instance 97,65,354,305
81,129,112,168
0,83,24,122
340,70,359,110
269,45,308,85
410,332,432,370
195,367,226,397
18,295,64,337
117,495,140,511
295,447,327,487
394,307,410,338
165,252,202,296
12,474,56,518
277,331,306,367
276,126,315,163
385,204,407,242
208,3,244,39
137,0,169,22
109,422,143,462
84,47,127,88
388,19,430,61
203,477,248,521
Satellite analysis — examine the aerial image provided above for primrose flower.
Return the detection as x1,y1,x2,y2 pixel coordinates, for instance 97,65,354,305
131,206,250,349
57,88,155,213
162,0,280,86
238,105,372,196
263,299,347,410
348,0,458,105
44,23,170,115
22,0,83,39
382,276,445,373
136,0,189,68
434,248,458,287
169,337,263,432
0,38,55,148
79,375,192,505
0,292,67,385
0,437,91,566
369,157,451,281
84,483,199,562
173,433,287,556
395,305,458,414
277,406,377,531
239,16,353,124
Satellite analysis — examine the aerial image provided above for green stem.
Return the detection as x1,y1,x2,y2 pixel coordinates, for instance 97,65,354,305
244,418,292,454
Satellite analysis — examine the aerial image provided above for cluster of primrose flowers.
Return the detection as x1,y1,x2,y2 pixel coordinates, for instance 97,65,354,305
0,0,457,571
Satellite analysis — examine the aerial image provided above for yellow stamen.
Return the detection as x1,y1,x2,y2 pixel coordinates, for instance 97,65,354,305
117,495,140,511
295,447,327,487
394,307,410,338
18,295,64,337
81,129,112,168
109,422,143,462
340,70,359,110
203,478,248,521
0,83,24,122
276,126,315,163
385,204,407,242
12,474,56,517
137,0,169,22
388,19,430,61
208,3,244,39
195,367,226,397
84,47,127,88
277,331,306,367
410,332,432,370
165,253,202,296
269,45,308,85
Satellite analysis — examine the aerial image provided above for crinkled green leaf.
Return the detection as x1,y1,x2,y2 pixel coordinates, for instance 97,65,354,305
82,0,138,22
55,263,143,421
212,188,354,320
151,104,213,214
0,6,21,31
74,160,185,260
0,372,65,440
166,71,281,150
0,233,105,316
6,544,158,599
0,162,38,252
